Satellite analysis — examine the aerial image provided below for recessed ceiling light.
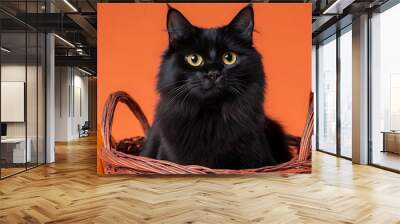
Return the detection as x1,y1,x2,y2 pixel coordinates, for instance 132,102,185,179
1,47,11,53
77,67,93,76
63,0,78,12
323,0,355,15
54,34,75,48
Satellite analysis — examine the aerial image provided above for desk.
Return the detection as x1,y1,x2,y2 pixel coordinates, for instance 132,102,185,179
1,138,31,163
382,131,400,154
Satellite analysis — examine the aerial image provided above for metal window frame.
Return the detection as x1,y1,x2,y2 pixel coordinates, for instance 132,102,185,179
315,23,353,161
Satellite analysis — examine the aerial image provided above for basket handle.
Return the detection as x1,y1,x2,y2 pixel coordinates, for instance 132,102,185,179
298,93,314,161
101,91,150,152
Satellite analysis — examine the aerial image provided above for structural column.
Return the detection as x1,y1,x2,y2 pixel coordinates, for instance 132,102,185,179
352,14,369,164
46,1,55,163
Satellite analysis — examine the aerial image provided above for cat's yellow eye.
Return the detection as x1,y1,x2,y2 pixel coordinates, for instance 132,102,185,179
222,52,237,65
185,54,204,67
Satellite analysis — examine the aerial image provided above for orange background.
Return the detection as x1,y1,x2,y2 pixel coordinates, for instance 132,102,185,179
97,3,311,174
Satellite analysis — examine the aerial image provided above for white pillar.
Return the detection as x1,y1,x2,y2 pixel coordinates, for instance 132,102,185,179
46,32,55,163
352,14,369,164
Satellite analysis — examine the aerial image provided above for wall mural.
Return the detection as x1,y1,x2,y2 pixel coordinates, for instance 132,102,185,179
97,3,312,175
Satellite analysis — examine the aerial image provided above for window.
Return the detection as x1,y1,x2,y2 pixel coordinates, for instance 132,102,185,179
316,26,353,159
339,28,352,158
370,3,400,171
317,36,337,154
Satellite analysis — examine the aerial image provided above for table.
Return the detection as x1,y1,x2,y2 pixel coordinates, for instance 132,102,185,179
382,131,400,154
1,138,32,164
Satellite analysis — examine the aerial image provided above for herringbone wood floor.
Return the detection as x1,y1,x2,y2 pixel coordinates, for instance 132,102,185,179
1,136,400,224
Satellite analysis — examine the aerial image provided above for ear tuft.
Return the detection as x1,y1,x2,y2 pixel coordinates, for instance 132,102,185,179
167,7,193,43
228,4,254,40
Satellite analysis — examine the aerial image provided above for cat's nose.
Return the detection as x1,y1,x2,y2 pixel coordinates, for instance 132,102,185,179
204,71,221,81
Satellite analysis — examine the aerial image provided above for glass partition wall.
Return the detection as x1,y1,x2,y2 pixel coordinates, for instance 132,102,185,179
316,26,353,159
0,2,46,179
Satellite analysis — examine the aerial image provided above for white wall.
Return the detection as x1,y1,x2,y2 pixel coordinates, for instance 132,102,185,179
1,65,39,138
72,73,89,138
54,67,89,141
55,66,69,141
1,65,26,136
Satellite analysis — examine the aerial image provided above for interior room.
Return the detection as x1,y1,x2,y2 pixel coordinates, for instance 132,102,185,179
1,0,400,223
370,3,400,171
0,24,46,178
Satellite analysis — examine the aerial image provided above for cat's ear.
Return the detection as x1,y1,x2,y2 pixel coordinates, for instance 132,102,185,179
228,4,254,40
167,6,193,43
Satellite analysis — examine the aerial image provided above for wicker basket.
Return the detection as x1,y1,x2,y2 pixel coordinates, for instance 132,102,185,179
99,91,314,175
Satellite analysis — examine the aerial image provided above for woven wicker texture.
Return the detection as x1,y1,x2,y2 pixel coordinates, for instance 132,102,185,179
100,91,313,174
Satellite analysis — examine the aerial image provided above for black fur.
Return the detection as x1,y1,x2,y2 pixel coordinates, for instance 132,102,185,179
140,5,292,169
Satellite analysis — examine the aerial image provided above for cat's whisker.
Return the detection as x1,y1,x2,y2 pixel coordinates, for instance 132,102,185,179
165,83,189,97
165,84,191,108
180,89,192,108
225,78,247,86
165,80,203,106
179,82,203,108
166,91,186,107
225,80,247,96
158,80,188,92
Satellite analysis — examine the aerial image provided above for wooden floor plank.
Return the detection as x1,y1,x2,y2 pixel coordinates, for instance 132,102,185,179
1,136,400,223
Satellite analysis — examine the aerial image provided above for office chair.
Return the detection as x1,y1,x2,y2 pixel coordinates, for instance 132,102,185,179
79,121,90,138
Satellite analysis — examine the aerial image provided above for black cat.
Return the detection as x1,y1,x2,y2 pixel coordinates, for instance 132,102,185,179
140,5,292,169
